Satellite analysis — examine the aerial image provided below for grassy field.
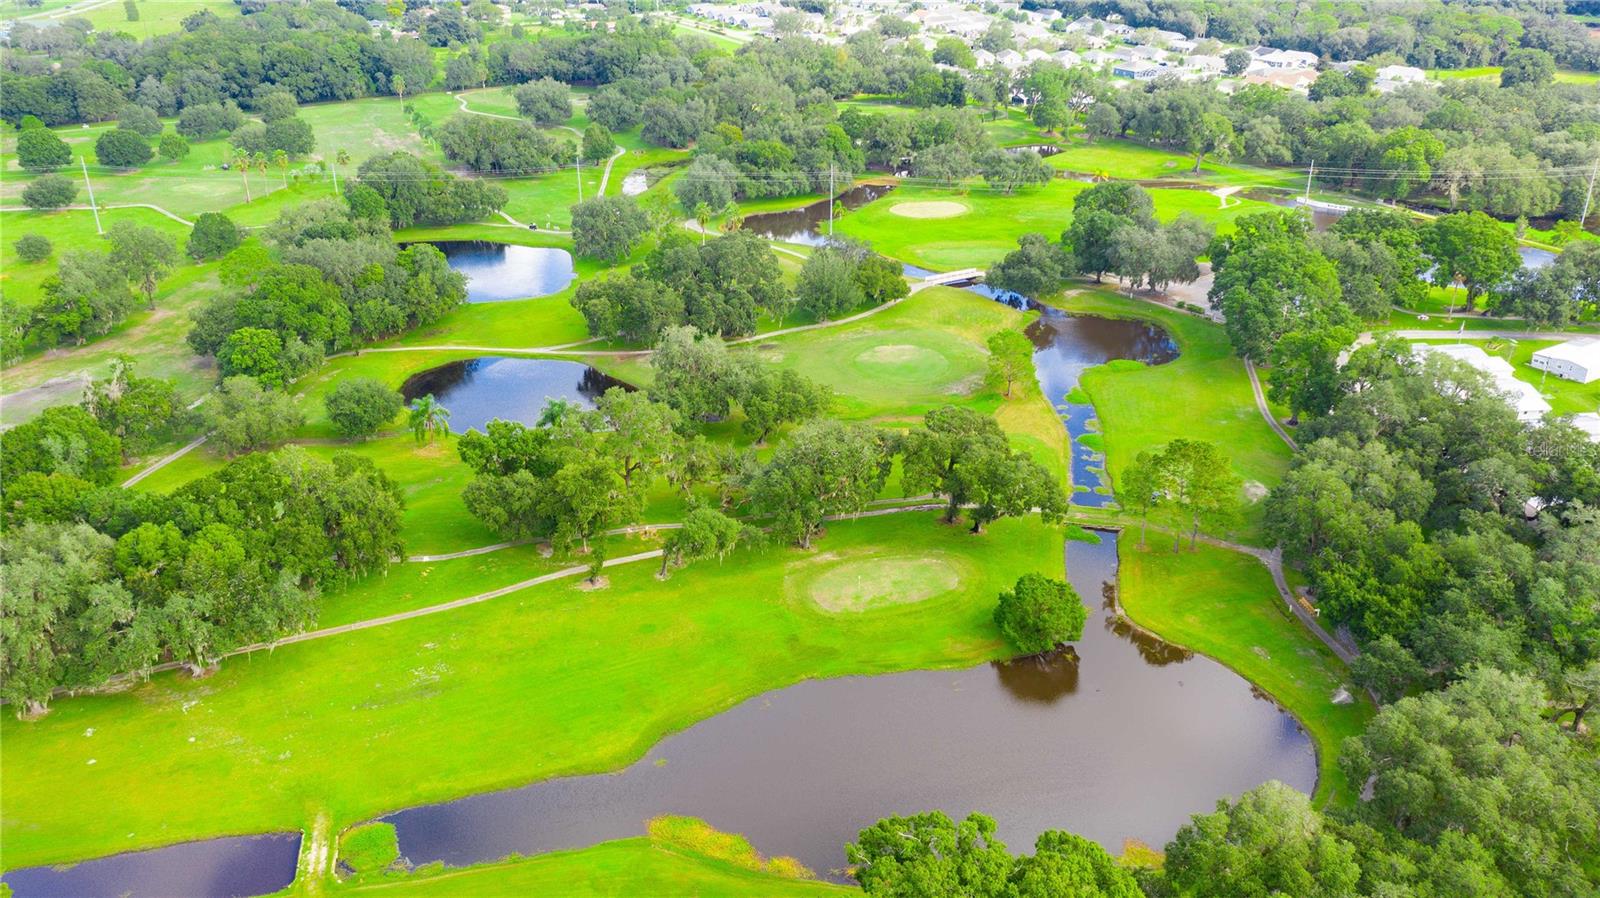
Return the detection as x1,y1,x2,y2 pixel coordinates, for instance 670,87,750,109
0,0,236,32
332,829,851,896
1427,65,1600,85
0,512,1067,870
1118,543,1372,807
1045,137,1303,189
1065,289,1293,541
831,179,1279,270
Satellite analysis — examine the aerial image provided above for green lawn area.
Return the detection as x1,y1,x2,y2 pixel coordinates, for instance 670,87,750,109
332,833,851,897
1412,337,1600,417
1045,137,1302,189
75,0,236,35
1065,289,1293,542
1118,543,1372,808
0,512,1066,870
1427,66,1600,85
831,179,1280,271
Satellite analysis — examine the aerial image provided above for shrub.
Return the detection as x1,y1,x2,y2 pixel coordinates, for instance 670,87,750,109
14,233,53,263
186,212,240,260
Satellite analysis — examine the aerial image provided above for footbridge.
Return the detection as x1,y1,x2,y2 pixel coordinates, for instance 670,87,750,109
917,268,985,288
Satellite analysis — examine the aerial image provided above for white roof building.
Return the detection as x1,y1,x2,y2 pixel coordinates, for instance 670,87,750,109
1530,339,1600,384
1569,413,1600,443
1414,343,1552,422
1051,49,1082,67
1251,46,1318,69
1375,64,1427,92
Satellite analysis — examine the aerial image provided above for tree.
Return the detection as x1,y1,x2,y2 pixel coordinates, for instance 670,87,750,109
118,104,162,137
272,149,289,187
408,394,451,444
256,91,297,123
900,406,1009,523
673,155,739,213
82,358,191,458
390,75,406,100
986,233,1074,299
1422,212,1521,312
847,811,1013,897
594,388,679,488
186,212,240,260
1500,48,1555,87
985,329,1034,399
582,123,614,164
205,376,304,456
0,405,122,485
217,327,286,387
95,128,153,168
1224,48,1252,75
737,366,828,444
1349,634,1425,703
1156,439,1240,551
14,233,52,263
570,195,650,263
1340,668,1600,895
961,444,1066,533
31,251,139,347
933,37,976,68
650,325,745,423
855,255,910,305
995,573,1086,655
511,77,572,125
544,457,639,553
16,127,70,171
570,274,684,343
980,149,1054,194
796,246,864,321
21,174,76,210
1187,111,1235,174
1119,451,1164,549
158,132,190,162
326,378,403,440
658,504,745,579
1163,781,1360,898
1208,212,1346,362
1267,325,1356,425
749,420,889,548
106,221,177,308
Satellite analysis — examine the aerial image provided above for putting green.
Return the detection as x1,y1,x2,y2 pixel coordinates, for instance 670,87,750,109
804,554,964,612
889,200,968,219
854,342,950,378
793,330,981,399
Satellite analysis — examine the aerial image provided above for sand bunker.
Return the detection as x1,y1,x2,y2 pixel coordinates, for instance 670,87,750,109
888,200,967,219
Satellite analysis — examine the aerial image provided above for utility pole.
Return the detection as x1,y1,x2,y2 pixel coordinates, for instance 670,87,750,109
81,156,102,236
828,164,835,237
576,149,583,203
1304,160,1314,202
1581,156,1599,227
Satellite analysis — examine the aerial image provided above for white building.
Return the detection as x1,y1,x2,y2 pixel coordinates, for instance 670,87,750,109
1530,339,1600,383
1569,413,1600,443
1251,46,1318,69
1413,344,1552,422
1375,64,1426,92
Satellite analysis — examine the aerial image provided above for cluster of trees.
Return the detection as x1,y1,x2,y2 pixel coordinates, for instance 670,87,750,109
984,183,1213,301
0,404,402,714
1084,70,1600,221
225,91,316,159
573,230,782,339
794,241,909,322
187,200,466,387
1119,439,1242,551
852,665,1599,896
1039,0,1600,71
8,221,178,361
434,113,569,174
348,151,508,229
1264,337,1600,706
900,406,1066,535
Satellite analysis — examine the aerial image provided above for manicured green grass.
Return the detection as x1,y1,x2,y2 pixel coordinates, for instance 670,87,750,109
301,96,449,169
1,206,189,307
1045,138,1302,189
1118,542,1373,807
0,512,1065,870
75,0,237,35
1427,66,1600,85
333,835,850,897
1065,289,1292,541
831,180,1281,271
339,822,400,875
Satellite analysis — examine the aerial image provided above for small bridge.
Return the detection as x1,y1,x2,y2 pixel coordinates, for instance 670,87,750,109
917,268,985,288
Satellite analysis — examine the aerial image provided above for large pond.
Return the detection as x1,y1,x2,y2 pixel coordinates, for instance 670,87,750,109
740,183,896,246
418,241,575,303
1,833,300,898
377,531,1314,881
399,357,629,434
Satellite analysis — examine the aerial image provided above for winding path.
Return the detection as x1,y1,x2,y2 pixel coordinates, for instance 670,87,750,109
0,203,194,227
1245,359,1299,451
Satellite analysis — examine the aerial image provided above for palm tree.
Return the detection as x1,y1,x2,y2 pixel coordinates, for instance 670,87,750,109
717,201,743,234
409,394,451,444
536,397,580,428
272,149,289,187
233,146,253,202
693,201,712,245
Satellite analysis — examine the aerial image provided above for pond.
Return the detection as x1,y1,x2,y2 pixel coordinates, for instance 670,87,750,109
964,284,1178,507
739,183,897,246
1,833,300,898
417,241,575,303
399,357,630,434
375,531,1314,882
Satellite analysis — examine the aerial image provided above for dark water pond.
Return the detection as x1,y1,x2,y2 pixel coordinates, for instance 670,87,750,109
740,183,896,246
1,833,300,898
420,241,575,303
399,357,629,434
964,284,1178,507
376,531,1314,881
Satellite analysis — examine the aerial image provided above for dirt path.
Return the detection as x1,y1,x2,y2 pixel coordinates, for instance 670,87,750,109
1245,359,1299,451
120,434,208,487
596,147,625,195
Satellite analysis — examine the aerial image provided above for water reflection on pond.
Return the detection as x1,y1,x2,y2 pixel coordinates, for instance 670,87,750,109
417,241,575,303
399,357,629,433
1,833,300,898
740,183,897,245
376,532,1314,882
